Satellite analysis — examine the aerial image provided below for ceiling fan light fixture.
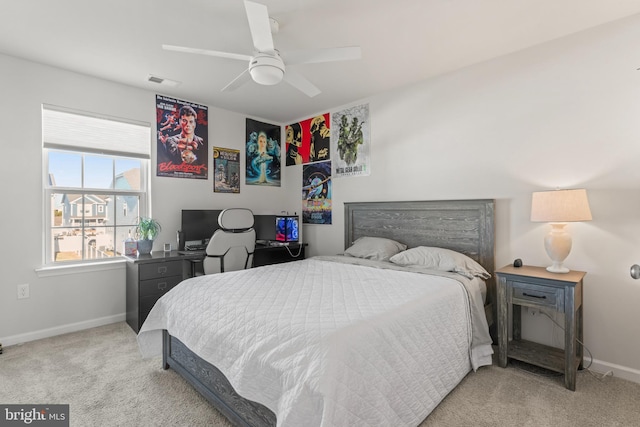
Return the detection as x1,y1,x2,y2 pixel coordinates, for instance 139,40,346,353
249,54,285,85
161,1,359,97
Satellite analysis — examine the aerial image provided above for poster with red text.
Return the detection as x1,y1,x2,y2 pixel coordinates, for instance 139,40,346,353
156,94,208,179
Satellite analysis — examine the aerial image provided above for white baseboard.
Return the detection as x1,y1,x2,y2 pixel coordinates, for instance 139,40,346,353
588,358,640,384
0,313,126,347
2,317,638,386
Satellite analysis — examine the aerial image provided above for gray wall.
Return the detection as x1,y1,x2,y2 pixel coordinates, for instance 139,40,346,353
1,12,639,383
0,53,299,344
300,14,640,382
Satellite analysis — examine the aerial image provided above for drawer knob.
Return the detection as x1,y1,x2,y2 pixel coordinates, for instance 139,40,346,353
158,282,167,290
522,292,546,300
158,266,167,274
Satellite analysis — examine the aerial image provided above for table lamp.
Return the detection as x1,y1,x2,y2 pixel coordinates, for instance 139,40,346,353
530,189,592,273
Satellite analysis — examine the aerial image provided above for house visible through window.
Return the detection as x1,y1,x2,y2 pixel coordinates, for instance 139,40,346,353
43,105,151,265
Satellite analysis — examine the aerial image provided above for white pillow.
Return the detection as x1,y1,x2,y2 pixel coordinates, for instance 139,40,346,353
343,236,407,261
389,246,491,279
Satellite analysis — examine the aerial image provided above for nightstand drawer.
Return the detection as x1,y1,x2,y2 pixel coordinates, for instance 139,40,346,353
140,275,182,297
139,261,182,280
511,281,564,311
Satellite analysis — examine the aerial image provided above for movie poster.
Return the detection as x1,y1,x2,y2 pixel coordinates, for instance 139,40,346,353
302,161,332,224
245,118,281,186
156,94,208,179
285,112,330,165
213,147,240,193
331,103,370,178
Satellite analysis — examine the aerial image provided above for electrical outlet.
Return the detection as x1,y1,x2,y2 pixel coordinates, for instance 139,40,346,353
528,307,539,316
17,283,29,299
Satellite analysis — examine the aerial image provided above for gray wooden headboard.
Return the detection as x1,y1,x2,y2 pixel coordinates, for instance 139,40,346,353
344,199,495,269
344,199,496,330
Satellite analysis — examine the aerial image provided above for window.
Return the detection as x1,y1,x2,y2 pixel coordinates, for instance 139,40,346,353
42,105,151,265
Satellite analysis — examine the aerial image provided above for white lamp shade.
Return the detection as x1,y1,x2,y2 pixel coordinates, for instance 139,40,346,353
531,189,592,223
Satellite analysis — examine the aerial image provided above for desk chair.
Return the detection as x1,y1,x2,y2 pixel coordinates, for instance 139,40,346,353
203,208,255,275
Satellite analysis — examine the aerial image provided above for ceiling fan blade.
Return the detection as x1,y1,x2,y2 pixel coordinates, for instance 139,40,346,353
283,69,321,98
244,0,275,53
162,44,251,62
221,69,252,92
284,46,362,65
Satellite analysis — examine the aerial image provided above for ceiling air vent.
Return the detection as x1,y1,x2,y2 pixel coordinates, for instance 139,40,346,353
147,75,181,87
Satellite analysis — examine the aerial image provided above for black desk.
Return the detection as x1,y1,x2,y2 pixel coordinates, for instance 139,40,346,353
186,243,307,277
125,245,307,331
124,250,203,332
253,243,306,267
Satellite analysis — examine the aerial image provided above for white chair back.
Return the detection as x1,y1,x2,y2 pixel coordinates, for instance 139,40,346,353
203,208,255,274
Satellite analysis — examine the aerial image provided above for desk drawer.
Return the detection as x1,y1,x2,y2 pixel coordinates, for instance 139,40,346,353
139,261,182,280
140,275,182,297
511,281,564,311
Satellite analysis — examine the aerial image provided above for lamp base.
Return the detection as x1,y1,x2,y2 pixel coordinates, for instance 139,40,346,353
544,223,572,274
546,264,570,274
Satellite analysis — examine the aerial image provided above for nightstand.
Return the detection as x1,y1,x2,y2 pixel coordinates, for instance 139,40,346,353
495,265,586,391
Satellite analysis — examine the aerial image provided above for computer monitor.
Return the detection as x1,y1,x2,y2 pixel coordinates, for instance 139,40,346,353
275,215,299,243
180,210,222,249
254,214,276,242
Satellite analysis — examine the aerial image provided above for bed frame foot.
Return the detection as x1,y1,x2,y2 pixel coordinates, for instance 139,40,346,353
162,329,170,370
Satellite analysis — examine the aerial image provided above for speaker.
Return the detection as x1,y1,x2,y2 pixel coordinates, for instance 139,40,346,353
177,230,185,251
513,258,523,268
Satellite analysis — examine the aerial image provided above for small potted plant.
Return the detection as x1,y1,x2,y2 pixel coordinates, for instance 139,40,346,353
134,217,162,255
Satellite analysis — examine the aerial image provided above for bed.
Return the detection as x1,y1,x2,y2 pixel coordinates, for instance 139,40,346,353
137,199,496,426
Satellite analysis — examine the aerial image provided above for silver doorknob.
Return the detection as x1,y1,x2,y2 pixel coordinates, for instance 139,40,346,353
631,264,640,279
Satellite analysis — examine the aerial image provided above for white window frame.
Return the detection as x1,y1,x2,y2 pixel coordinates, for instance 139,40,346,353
42,104,151,267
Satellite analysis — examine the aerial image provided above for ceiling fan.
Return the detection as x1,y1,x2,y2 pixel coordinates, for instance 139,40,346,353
162,0,361,98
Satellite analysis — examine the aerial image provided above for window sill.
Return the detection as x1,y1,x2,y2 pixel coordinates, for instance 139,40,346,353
35,258,126,277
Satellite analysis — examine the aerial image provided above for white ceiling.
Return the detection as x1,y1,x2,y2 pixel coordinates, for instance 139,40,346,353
3,0,640,123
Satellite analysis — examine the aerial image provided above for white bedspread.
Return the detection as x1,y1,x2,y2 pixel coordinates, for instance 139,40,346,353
138,257,492,426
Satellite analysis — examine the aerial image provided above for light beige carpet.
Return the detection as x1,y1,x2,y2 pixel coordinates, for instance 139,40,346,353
1,322,638,426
